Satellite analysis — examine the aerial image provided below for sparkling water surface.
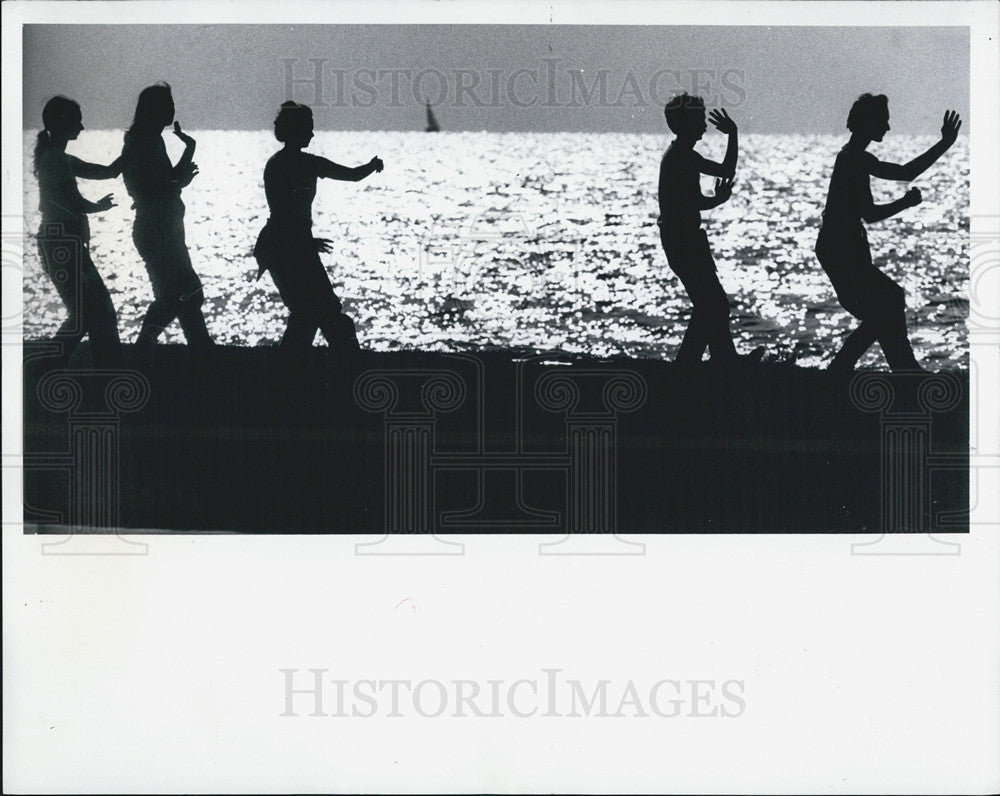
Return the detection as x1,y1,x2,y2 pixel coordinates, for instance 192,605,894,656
22,130,969,370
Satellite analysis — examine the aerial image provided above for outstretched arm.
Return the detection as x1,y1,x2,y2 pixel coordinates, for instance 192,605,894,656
60,179,115,214
81,192,116,214
43,165,114,214
862,187,922,223
869,110,961,182
315,155,384,182
68,155,122,180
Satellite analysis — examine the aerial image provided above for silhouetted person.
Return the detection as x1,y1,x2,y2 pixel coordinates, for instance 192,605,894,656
121,83,213,366
253,101,383,371
816,94,961,375
33,96,124,369
658,93,763,370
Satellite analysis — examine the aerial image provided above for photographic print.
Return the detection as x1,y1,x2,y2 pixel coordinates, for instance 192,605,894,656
4,2,998,794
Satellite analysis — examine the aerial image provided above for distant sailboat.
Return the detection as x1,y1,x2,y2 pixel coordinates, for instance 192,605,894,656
425,101,440,132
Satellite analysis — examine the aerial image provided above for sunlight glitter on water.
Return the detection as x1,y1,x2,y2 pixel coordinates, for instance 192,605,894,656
22,130,969,369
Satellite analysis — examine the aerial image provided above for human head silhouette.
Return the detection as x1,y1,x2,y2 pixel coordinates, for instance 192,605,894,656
664,93,708,140
41,95,83,140
274,101,314,148
130,83,175,134
847,93,890,142
34,95,84,173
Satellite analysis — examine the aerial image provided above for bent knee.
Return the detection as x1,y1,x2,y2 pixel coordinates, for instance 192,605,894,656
881,280,906,311
179,284,205,308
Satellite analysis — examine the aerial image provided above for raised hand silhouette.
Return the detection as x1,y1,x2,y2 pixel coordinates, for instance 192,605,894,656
176,161,198,188
940,110,961,146
172,121,196,146
714,176,735,203
708,108,737,135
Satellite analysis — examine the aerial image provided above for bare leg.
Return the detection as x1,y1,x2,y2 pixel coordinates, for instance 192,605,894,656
665,229,736,368
829,320,877,374
80,267,124,369
177,294,214,354
829,270,921,373
674,267,736,366
871,275,921,371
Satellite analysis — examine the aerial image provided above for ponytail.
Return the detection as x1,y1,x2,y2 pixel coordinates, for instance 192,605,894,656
32,130,51,175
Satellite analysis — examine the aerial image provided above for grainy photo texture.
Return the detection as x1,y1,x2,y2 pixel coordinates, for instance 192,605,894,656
20,24,972,535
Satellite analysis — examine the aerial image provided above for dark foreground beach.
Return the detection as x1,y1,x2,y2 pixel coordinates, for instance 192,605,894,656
22,343,968,534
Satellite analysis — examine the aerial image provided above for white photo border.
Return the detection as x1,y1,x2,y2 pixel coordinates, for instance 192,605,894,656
3,2,998,794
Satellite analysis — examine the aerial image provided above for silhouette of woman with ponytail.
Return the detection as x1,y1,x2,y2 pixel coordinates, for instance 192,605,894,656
253,101,383,372
34,96,124,369
816,94,961,375
121,83,213,365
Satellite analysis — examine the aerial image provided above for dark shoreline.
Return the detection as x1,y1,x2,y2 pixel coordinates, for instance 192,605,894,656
22,342,969,534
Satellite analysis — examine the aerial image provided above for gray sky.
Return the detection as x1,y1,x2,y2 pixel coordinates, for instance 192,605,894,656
23,25,969,133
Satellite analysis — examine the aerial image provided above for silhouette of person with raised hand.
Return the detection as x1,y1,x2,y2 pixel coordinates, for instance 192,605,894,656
253,101,383,373
816,94,961,376
33,96,124,370
121,83,213,367
658,93,763,371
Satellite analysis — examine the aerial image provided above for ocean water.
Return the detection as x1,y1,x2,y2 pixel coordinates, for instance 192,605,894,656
21,130,970,369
